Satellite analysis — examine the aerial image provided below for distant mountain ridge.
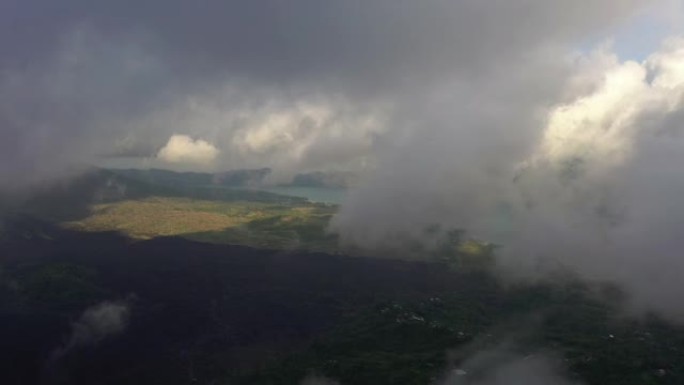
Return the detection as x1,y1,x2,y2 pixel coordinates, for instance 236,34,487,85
290,170,358,188
0,167,350,237
114,168,271,189
113,168,356,189
6,168,309,223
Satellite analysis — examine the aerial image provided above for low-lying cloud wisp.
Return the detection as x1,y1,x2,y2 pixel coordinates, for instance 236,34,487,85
439,345,581,385
51,300,130,360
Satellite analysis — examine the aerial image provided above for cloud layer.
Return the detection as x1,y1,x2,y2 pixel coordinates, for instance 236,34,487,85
332,38,684,322
0,0,647,188
6,1,684,322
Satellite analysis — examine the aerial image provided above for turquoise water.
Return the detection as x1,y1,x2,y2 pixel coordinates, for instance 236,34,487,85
259,186,347,205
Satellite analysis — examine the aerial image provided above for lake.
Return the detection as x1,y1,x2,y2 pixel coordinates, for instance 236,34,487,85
259,186,347,205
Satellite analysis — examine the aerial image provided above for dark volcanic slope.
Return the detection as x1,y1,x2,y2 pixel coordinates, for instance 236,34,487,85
3,224,684,385
0,229,488,385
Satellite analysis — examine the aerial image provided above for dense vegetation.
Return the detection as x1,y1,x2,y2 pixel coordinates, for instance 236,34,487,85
0,228,682,385
1,169,683,384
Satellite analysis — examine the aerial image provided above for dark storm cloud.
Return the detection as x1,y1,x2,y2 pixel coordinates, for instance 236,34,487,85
1,0,644,90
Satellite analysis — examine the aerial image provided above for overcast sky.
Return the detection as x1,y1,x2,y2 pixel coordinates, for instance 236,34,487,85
1,0,658,185
4,1,684,322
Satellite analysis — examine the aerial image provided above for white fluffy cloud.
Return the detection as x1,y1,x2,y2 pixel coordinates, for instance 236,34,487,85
135,91,387,181
157,134,219,166
333,37,684,322
535,38,684,171
498,38,684,318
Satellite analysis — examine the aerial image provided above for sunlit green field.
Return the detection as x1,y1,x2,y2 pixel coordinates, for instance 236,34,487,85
64,197,340,253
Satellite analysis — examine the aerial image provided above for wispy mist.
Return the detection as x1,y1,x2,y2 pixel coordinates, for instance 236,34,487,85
51,300,130,360
439,345,580,385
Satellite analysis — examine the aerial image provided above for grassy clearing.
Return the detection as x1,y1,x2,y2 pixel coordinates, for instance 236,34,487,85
64,197,339,252
62,196,496,258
